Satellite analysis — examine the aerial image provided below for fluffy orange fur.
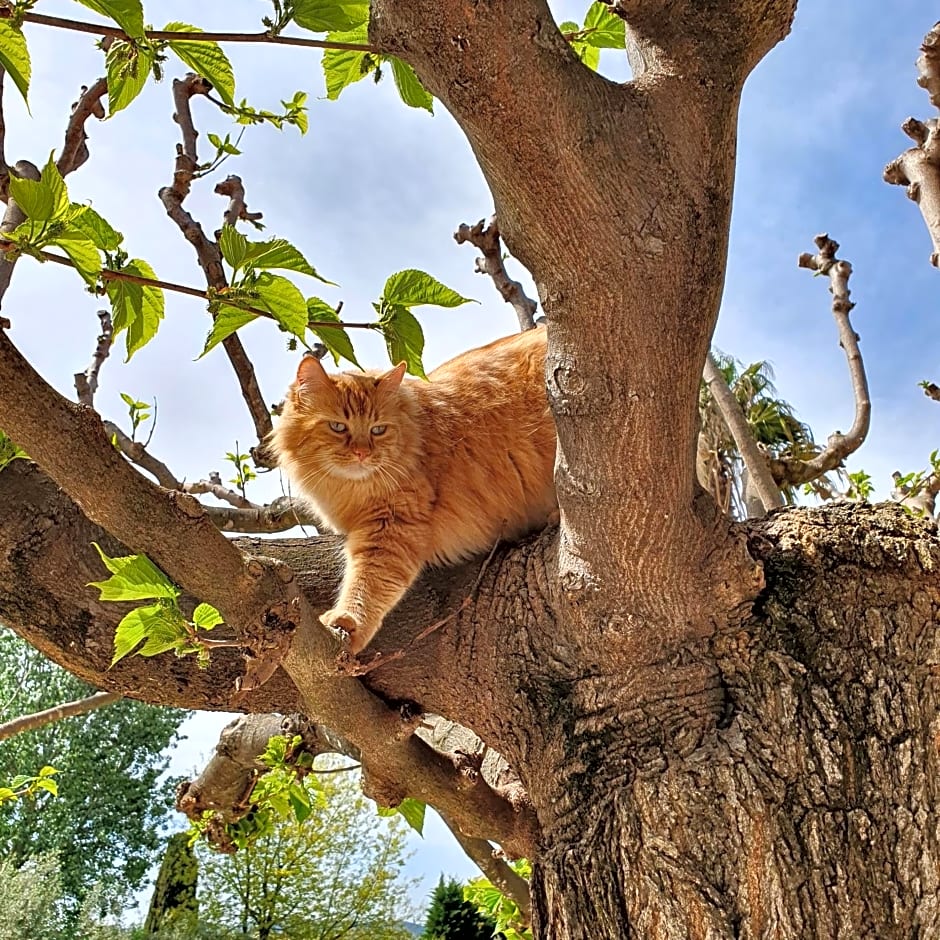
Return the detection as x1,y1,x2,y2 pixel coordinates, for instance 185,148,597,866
271,326,556,653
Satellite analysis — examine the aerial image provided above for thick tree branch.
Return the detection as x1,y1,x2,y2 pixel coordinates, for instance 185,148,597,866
702,353,783,515
9,9,374,52
0,690,121,742
0,374,537,856
769,236,870,487
884,23,940,267
175,713,358,851
454,217,537,331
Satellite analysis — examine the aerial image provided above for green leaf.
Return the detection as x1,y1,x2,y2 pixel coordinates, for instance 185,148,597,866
38,766,58,777
321,26,375,100
111,602,181,665
379,304,425,378
0,428,27,472
34,778,58,796
289,786,312,824
90,544,179,602
382,268,474,309
306,297,361,368
218,225,249,270
582,2,626,49
73,0,145,39
253,272,309,340
389,57,433,112
242,237,334,284
7,175,54,222
293,0,369,32
51,229,102,286
7,153,69,222
164,22,236,107
377,797,426,835
198,307,258,358
397,797,426,835
67,204,124,250
40,153,69,219
571,41,600,70
192,602,224,630
0,20,31,105
106,40,155,117
107,258,165,360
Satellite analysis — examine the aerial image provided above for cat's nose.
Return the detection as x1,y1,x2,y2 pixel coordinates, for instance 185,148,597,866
352,446,370,461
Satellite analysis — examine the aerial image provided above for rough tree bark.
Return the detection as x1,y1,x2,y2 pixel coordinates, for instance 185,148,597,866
0,2,937,939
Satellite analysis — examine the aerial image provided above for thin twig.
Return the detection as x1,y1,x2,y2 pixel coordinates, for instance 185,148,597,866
883,22,940,267
312,763,362,774
57,77,107,176
74,309,112,406
160,75,274,447
203,496,320,533
770,235,871,487
0,69,8,196
10,10,375,53
702,352,783,515
0,243,372,328
184,472,256,510
455,216,538,331
215,175,263,228
103,421,183,490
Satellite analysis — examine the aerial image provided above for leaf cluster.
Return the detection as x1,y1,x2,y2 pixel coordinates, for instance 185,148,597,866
0,766,59,806
88,544,225,666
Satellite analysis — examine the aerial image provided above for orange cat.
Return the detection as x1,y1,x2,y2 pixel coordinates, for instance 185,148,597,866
271,327,556,654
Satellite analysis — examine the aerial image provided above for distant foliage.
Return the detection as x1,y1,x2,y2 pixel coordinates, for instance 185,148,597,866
422,877,500,940
0,629,187,921
197,767,416,939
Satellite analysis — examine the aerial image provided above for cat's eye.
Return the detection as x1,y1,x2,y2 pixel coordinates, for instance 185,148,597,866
371,425,387,436
328,421,347,433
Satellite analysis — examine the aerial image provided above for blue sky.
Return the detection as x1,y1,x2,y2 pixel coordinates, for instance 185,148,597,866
4,0,938,917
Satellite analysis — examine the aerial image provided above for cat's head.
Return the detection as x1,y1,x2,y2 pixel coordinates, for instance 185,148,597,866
275,355,414,485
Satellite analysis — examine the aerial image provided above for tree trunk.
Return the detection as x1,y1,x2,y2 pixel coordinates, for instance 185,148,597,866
525,503,940,939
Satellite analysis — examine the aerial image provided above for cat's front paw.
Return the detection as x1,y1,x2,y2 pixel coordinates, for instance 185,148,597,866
320,608,376,655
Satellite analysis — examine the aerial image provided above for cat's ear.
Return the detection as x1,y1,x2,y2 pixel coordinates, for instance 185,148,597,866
294,354,331,398
375,361,407,395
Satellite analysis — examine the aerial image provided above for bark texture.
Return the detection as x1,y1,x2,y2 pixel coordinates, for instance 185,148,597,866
530,502,940,939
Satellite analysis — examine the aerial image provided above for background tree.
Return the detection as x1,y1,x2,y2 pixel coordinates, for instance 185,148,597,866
142,832,200,937
197,770,416,939
0,3,937,939
0,629,187,920
421,878,499,940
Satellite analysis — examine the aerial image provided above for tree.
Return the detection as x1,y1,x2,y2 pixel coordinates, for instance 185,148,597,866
197,772,415,939
0,3,938,939
422,878,498,940
0,630,186,918
142,832,199,936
